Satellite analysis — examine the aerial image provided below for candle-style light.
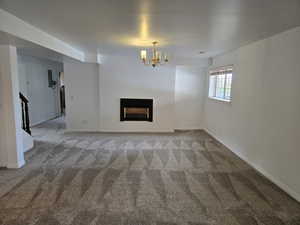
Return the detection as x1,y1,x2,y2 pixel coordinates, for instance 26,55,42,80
140,50,147,63
140,41,169,67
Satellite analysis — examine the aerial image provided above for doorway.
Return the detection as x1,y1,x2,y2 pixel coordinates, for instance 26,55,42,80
59,72,66,115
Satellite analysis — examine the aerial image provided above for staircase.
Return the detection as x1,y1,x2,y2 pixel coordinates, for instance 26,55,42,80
19,92,31,135
20,92,33,152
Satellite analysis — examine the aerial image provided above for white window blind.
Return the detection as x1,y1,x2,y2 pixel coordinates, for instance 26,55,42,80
209,66,233,102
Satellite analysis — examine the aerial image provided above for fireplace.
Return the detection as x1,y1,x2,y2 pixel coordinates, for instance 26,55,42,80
120,98,153,122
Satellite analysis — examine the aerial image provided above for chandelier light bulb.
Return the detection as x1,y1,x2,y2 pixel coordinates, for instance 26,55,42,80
140,41,169,67
140,50,147,61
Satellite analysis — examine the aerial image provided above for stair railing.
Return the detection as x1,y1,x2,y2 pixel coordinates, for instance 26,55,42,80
19,92,31,135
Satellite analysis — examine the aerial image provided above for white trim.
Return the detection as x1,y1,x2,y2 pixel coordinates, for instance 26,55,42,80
99,130,175,134
175,127,204,130
209,64,234,72
99,129,175,133
6,159,25,169
64,129,101,133
30,114,60,127
208,96,231,103
205,129,300,203
65,129,175,133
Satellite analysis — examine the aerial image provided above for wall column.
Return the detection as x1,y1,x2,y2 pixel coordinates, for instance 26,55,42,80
0,45,25,168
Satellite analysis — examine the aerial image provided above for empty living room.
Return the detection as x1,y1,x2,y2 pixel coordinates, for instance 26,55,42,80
1,0,300,224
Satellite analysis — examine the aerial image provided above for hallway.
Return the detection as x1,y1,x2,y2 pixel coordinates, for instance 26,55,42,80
31,117,66,143
0,118,300,224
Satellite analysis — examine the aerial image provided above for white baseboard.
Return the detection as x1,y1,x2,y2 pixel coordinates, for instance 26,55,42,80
65,129,175,133
246,159,300,202
175,127,203,131
64,129,101,133
98,129,175,133
204,129,300,203
30,114,60,127
6,159,25,169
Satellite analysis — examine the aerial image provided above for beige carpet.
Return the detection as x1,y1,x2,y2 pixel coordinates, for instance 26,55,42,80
0,117,300,225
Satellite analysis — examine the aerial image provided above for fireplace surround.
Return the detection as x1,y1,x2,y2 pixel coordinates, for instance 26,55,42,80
120,98,153,122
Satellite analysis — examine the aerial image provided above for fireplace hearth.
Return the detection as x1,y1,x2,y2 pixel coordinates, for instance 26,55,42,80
120,98,153,122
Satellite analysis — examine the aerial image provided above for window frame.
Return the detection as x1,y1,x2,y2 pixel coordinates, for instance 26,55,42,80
208,65,233,103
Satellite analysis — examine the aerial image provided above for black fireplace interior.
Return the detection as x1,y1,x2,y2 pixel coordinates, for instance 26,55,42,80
120,98,153,122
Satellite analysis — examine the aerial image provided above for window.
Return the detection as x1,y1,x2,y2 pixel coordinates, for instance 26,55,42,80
208,66,233,102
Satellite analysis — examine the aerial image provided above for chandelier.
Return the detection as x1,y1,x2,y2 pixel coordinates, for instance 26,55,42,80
140,41,169,67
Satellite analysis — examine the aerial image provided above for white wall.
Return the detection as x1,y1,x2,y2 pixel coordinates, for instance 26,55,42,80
64,59,100,131
0,58,4,166
204,27,300,201
18,54,63,126
175,66,206,130
64,56,177,132
0,9,84,61
22,130,33,152
0,47,7,167
0,45,25,168
99,56,176,132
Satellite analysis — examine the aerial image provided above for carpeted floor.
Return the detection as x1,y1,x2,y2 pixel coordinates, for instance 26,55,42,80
0,117,300,225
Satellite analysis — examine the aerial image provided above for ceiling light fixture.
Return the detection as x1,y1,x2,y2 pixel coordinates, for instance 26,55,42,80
140,41,169,67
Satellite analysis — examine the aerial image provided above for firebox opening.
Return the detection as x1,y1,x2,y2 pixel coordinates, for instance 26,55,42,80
120,98,153,122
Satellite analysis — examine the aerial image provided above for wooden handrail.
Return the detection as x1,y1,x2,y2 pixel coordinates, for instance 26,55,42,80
19,92,31,135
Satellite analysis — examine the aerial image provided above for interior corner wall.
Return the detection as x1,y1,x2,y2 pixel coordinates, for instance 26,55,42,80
203,26,300,201
174,66,206,130
63,57,208,133
17,54,63,126
0,45,25,168
98,56,176,132
0,47,7,167
64,59,100,132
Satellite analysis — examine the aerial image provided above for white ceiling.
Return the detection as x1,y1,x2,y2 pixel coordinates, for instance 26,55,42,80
1,0,300,59
0,31,68,62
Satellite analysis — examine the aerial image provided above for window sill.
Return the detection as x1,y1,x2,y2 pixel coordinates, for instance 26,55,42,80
208,96,231,103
